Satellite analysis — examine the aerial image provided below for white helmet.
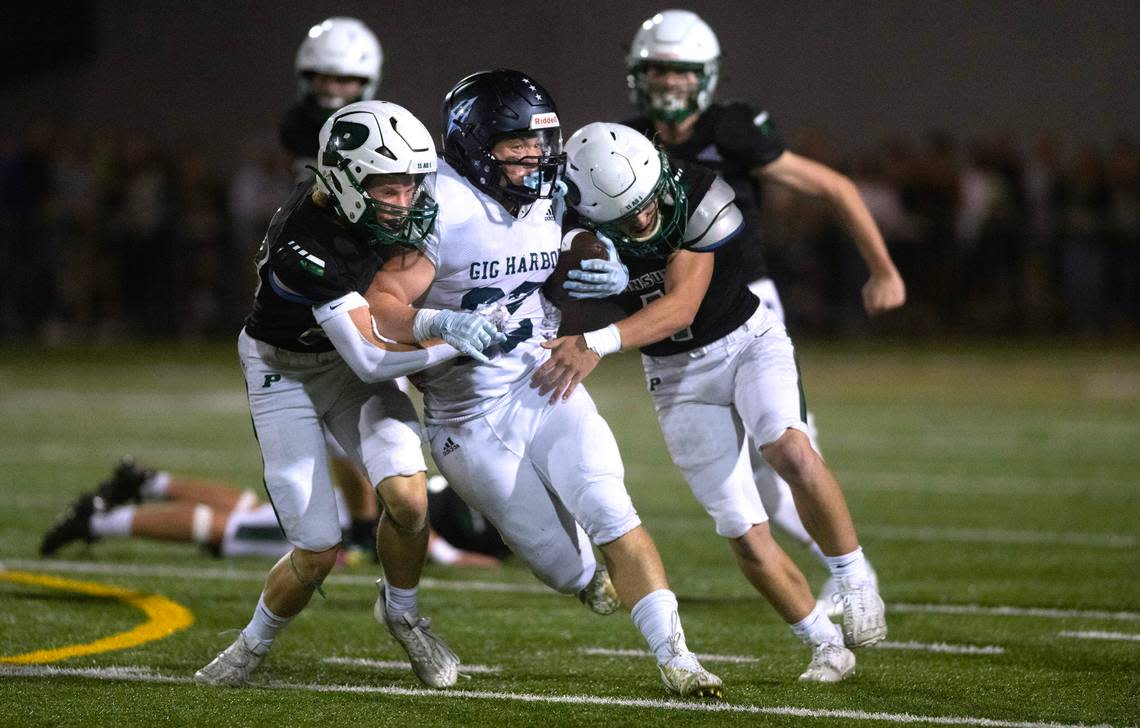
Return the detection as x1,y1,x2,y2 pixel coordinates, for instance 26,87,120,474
564,122,689,256
296,17,383,106
316,100,438,247
626,10,720,122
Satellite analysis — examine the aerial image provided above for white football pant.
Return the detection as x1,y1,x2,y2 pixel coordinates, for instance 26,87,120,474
426,383,639,594
239,329,425,552
643,304,812,539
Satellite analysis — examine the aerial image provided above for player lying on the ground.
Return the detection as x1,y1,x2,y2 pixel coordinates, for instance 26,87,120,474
535,122,889,682
39,457,504,569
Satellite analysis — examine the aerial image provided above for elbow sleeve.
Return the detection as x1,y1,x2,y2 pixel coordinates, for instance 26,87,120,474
315,293,460,382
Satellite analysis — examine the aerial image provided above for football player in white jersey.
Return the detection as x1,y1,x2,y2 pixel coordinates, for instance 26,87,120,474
196,101,468,690
364,69,723,699
537,122,888,681
624,9,905,612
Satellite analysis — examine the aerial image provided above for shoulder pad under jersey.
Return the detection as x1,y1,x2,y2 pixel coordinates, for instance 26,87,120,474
683,176,744,251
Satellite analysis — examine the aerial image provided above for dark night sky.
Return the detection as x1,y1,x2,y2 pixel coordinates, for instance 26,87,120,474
3,1,1138,161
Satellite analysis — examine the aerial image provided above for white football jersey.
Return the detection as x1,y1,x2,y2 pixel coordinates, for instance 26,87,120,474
412,160,563,424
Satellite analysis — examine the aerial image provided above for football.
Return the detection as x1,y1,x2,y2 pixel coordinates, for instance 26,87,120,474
542,230,627,335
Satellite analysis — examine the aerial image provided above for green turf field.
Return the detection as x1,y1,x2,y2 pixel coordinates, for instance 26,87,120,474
1,340,1137,727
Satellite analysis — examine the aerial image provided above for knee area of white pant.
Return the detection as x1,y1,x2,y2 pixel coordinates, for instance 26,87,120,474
544,556,595,594
714,513,760,540
578,491,640,546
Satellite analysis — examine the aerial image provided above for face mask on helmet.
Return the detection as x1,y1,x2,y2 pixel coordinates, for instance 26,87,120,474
317,101,439,248
489,129,565,203
362,174,438,246
631,61,713,123
295,17,383,109
321,159,438,248
625,10,721,123
302,72,369,111
594,154,689,257
441,69,568,208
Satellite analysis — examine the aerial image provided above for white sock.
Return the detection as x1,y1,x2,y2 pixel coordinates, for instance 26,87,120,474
139,471,171,501
244,593,292,645
630,589,687,664
89,506,136,537
824,546,871,583
790,602,843,647
385,583,419,618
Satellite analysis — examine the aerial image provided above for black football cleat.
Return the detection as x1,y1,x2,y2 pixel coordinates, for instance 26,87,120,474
40,492,98,557
95,457,151,510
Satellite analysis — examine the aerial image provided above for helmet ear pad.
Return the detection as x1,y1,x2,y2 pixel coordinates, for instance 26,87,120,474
562,177,582,208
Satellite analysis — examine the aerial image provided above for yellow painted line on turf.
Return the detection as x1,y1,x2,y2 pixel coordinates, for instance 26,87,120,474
0,569,194,664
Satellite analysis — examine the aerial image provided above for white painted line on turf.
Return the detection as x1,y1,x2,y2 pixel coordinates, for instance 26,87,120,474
3,559,551,594
864,526,1135,549
0,664,1122,728
837,470,1139,496
1058,630,1140,643
649,518,1136,549
580,647,760,664
323,656,502,673
889,603,1140,622
583,643,1003,660
9,560,1140,624
877,641,1005,655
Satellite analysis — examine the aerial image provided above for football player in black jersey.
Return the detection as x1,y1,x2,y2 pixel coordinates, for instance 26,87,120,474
535,122,886,681
276,16,501,569
623,9,904,613
277,16,389,561
279,17,382,181
197,101,494,690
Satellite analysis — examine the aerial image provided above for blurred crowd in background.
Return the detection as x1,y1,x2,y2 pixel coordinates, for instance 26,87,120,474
1,120,1137,343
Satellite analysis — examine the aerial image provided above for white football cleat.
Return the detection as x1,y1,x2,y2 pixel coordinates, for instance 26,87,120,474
834,577,887,648
374,580,460,688
194,631,269,687
798,642,856,682
817,562,877,618
576,564,621,615
658,649,724,699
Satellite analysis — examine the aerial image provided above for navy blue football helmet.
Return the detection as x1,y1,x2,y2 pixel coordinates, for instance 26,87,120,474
441,69,566,205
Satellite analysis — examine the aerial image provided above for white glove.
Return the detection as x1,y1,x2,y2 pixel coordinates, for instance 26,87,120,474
419,309,508,364
562,233,629,299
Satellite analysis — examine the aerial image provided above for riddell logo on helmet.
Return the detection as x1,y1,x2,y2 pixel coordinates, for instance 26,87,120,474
529,113,559,130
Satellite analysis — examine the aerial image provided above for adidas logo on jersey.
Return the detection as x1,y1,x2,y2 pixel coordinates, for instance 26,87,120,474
441,437,461,456
544,207,556,221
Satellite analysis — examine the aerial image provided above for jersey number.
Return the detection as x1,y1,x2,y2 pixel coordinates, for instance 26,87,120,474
460,281,543,356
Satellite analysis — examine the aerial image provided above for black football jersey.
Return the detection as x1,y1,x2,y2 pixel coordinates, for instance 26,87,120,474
243,181,390,353
623,101,786,282
564,158,759,357
279,101,331,161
